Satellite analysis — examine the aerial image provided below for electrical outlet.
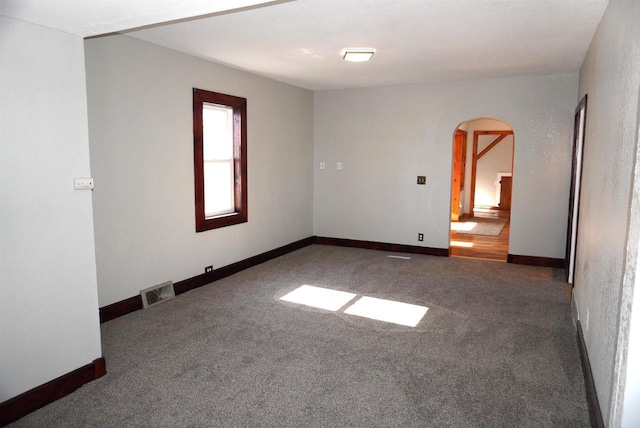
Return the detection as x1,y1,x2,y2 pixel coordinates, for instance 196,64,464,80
74,177,94,190
418,233,424,242
417,176,426,185
205,266,213,273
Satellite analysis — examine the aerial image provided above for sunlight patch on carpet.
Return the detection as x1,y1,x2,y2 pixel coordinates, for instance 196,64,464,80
451,221,477,232
280,285,357,311
281,285,428,327
344,296,428,327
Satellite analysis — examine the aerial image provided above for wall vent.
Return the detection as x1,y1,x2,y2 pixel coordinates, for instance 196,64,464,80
140,281,175,309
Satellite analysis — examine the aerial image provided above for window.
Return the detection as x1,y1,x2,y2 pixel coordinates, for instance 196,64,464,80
193,88,247,232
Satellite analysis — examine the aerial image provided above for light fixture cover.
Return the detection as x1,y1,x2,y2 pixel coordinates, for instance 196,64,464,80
343,49,375,62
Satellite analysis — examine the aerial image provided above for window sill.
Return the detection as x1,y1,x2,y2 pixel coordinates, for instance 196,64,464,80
196,211,247,232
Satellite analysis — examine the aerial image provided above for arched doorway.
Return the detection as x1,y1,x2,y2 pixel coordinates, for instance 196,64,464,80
449,117,514,261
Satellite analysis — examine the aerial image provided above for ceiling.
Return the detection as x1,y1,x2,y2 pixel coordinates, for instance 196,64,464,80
0,0,280,36
1,0,609,91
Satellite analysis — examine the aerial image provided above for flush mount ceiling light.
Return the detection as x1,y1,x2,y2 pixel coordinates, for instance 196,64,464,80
343,48,375,62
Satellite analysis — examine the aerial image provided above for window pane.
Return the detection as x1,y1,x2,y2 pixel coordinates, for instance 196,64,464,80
203,104,233,160
193,88,247,232
204,160,234,217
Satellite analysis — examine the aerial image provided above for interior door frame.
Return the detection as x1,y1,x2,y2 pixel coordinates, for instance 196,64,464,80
451,129,467,222
566,95,588,284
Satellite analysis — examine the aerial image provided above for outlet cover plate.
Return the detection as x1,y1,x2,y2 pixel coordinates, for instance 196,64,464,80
74,177,94,190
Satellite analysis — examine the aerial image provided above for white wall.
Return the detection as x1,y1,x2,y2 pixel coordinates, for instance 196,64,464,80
621,250,640,427
85,35,314,307
574,0,640,425
621,89,640,428
314,74,577,258
460,118,513,213
475,134,513,207
0,17,102,401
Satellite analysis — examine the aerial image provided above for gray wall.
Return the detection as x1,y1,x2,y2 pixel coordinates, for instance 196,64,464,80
85,35,314,307
575,0,640,424
0,16,102,401
621,246,640,427
314,74,577,258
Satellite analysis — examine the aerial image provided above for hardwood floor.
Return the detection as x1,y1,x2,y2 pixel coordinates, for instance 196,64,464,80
450,210,509,261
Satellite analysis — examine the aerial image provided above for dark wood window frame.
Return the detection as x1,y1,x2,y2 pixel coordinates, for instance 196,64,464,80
193,88,247,232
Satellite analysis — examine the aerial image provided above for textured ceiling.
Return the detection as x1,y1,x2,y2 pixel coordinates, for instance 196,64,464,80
1,0,609,91
0,0,279,36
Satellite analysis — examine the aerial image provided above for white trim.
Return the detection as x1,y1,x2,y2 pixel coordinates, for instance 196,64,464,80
568,107,586,284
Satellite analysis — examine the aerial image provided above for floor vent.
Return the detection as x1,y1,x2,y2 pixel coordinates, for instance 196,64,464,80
140,281,175,309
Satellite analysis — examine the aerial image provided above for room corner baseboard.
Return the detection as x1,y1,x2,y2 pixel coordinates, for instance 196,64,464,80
99,295,143,323
576,321,605,428
0,357,106,426
313,236,449,257
99,236,314,324
507,254,564,268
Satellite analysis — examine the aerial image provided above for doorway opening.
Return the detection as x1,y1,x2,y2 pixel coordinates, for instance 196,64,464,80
565,95,587,287
449,117,514,261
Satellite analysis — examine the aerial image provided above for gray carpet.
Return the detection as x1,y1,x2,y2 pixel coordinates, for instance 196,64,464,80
453,217,507,236
11,245,589,427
